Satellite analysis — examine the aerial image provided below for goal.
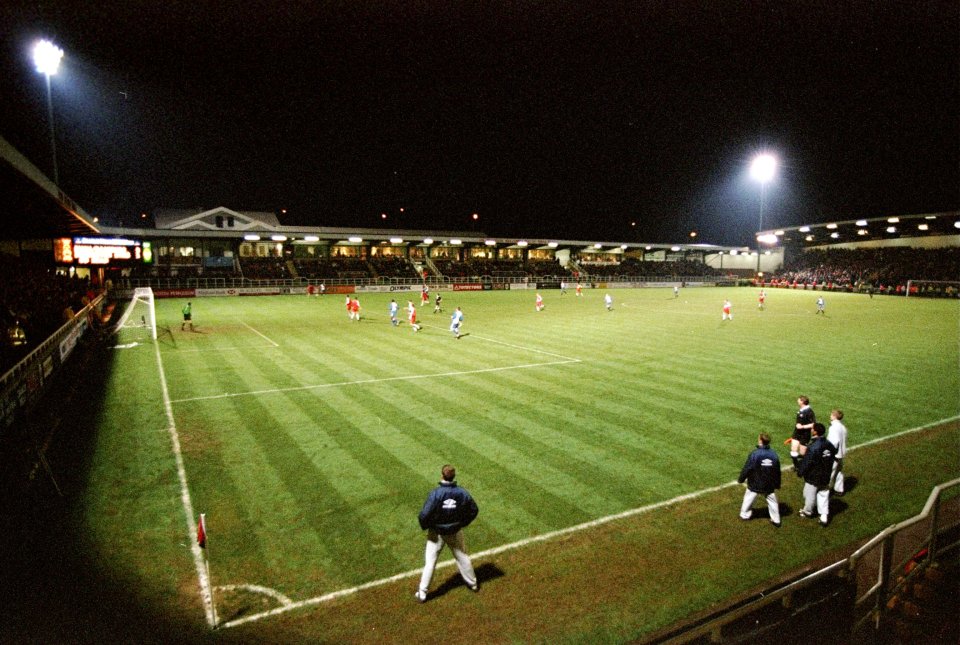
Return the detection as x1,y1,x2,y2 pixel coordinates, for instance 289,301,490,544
112,287,157,341
904,280,960,298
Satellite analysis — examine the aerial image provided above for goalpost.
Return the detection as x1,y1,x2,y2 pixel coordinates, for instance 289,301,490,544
904,280,960,298
112,287,157,340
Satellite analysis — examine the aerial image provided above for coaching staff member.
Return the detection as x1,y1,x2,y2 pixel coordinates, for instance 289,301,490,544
797,423,836,527
738,433,782,527
415,464,479,602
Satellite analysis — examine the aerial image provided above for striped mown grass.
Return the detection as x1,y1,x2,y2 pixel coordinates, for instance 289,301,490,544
84,286,958,637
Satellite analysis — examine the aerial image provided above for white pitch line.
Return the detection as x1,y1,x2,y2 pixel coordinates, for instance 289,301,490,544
241,321,280,347
152,341,217,627
170,359,581,404
217,414,958,630
418,323,580,362
170,344,279,354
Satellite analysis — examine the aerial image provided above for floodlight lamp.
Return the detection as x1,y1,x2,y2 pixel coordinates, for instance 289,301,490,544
271,235,287,242
33,40,63,76
856,220,868,226
798,226,811,233
830,232,839,239
244,234,260,241
887,217,899,223
547,242,558,248
918,224,928,231
750,154,777,183
757,233,778,245
954,221,960,230
451,239,462,245
620,244,628,250
857,229,868,236
423,238,433,245
348,236,363,243
670,246,681,252
304,235,319,242
390,237,403,244
484,239,496,246
805,235,814,241
886,226,896,233
594,243,602,249
645,245,652,250
517,240,528,247
826,223,837,229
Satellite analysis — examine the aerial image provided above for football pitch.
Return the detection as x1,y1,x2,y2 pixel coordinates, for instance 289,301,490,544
96,286,959,638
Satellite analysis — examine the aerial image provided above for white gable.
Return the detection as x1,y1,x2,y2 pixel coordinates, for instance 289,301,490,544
153,207,281,231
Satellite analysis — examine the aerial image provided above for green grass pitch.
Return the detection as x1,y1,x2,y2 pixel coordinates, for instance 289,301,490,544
92,286,959,635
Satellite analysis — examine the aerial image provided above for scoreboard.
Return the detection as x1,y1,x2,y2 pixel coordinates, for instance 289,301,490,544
54,237,152,265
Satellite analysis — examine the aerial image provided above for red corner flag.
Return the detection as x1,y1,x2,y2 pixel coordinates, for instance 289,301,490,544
197,513,207,549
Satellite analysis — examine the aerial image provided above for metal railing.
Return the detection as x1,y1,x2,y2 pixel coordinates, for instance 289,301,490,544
111,274,731,291
654,478,960,643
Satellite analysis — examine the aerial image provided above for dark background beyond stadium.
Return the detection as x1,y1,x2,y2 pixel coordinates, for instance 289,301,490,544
0,2,957,244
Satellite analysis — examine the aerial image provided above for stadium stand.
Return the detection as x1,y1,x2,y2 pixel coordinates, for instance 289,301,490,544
0,253,93,373
769,247,960,295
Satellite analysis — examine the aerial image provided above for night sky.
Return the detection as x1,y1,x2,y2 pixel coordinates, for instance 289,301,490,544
0,1,956,246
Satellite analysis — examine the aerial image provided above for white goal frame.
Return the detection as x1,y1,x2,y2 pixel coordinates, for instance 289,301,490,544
904,280,960,298
112,286,157,339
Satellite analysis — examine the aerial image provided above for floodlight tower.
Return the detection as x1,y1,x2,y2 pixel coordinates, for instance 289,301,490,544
33,39,64,186
750,153,777,274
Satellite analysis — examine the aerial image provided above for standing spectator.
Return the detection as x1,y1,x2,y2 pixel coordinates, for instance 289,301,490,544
826,409,848,496
181,302,194,331
722,299,732,320
797,423,836,527
604,293,613,311
450,306,464,339
416,464,479,602
788,396,816,470
816,296,825,314
737,432,782,527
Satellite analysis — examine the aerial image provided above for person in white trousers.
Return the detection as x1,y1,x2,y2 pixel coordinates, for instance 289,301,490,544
826,409,848,496
416,465,479,601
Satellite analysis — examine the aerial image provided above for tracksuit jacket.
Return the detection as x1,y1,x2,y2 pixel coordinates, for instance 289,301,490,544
738,445,782,494
418,480,479,535
797,436,837,487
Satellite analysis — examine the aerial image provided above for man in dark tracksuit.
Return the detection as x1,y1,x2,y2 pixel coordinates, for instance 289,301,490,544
738,433,782,527
797,423,836,527
416,464,479,602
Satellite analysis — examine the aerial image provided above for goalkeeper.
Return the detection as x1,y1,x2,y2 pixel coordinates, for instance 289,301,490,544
181,302,194,331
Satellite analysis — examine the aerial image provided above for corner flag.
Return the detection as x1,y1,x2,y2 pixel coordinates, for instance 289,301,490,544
197,513,207,549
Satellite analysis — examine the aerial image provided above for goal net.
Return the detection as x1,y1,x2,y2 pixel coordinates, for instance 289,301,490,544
112,287,157,341
904,280,960,298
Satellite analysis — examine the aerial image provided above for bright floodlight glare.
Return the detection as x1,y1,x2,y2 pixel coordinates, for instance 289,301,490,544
757,233,779,245
33,40,63,76
750,154,777,183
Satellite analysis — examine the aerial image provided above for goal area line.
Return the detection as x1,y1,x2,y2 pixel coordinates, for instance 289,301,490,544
215,414,959,630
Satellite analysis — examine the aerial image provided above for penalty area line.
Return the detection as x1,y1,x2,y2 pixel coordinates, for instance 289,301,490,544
171,359,581,404
419,323,580,362
216,414,958,630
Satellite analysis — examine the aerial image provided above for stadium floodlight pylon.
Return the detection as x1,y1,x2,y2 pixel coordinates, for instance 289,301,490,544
112,286,157,340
